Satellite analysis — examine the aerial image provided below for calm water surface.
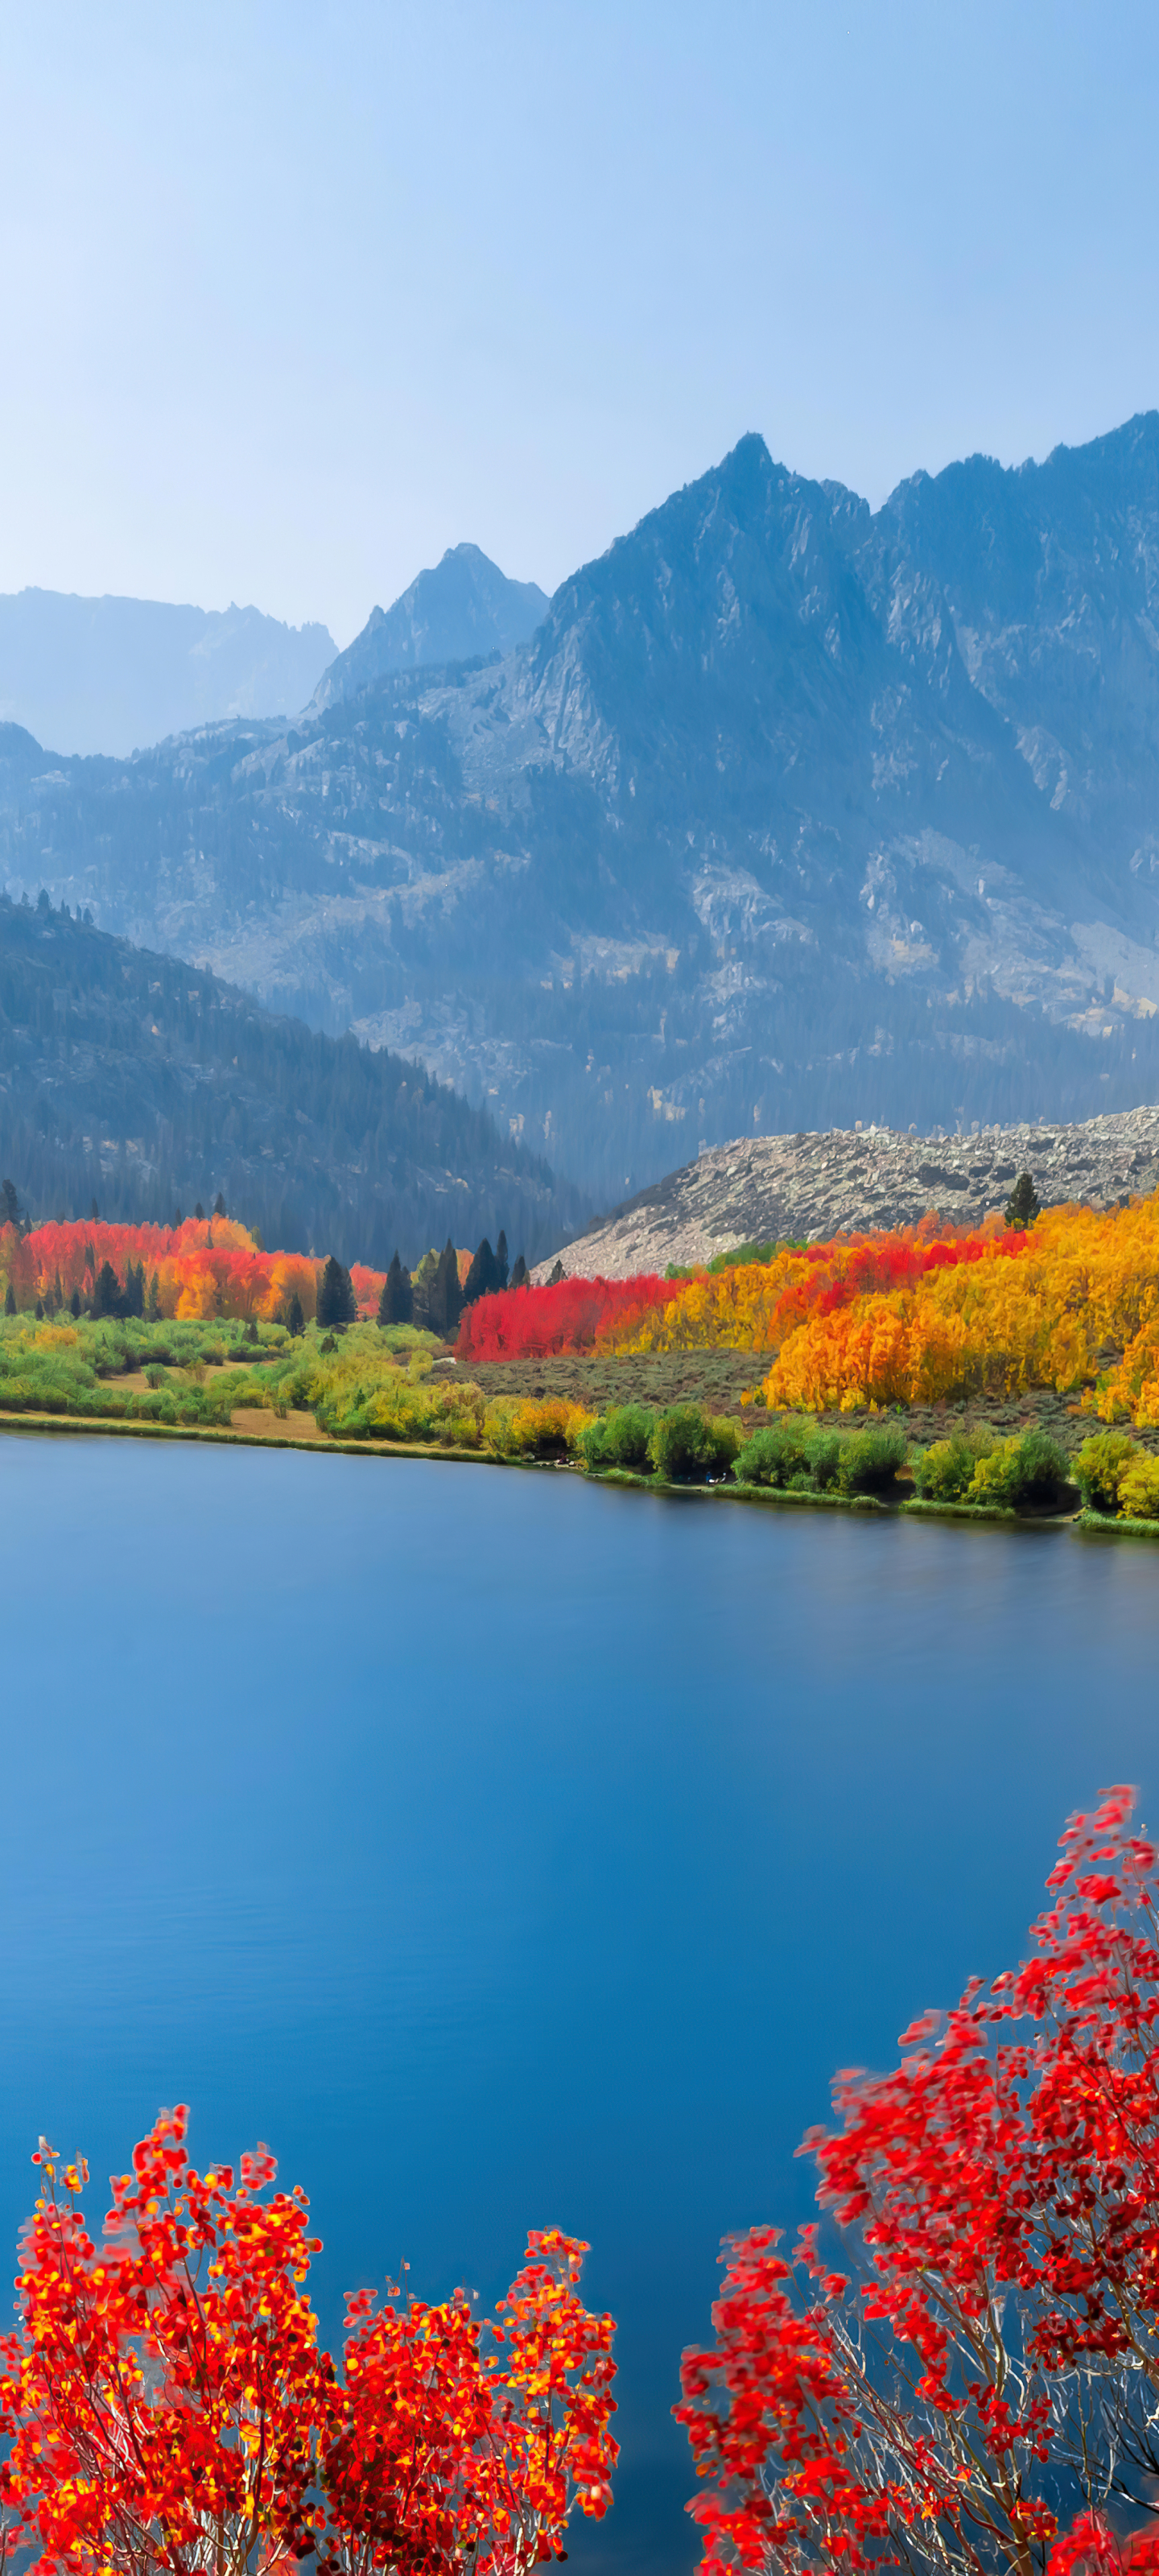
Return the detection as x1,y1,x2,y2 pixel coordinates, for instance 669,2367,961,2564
2,1437,1157,2574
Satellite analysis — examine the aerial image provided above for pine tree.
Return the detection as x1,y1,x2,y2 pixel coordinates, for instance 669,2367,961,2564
93,1261,122,1319
89,1197,99,1223
495,1230,509,1291
317,1255,357,1328
1005,1170,1041,1232
463,1238,497,1306
195,1202,205,1222
509,1253,529,1290
431,1236,464,1340
213,1192,226,1217
34,1297,43,1319
147,1270,161,1321
3,1283,14,1317
547,1258,566,1284
287,1291,305,1336
377,1253,413,1326
70,1288,81,1319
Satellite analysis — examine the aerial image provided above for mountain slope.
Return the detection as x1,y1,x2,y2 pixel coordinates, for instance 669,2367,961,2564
312,544,549,706
0,589,336,756
0,893,583,1264
6,418,1159,1198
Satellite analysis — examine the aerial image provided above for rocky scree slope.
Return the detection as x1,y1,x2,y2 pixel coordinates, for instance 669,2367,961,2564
9,419,1159,1196
0,895,582,1265
540,1107,1159,1279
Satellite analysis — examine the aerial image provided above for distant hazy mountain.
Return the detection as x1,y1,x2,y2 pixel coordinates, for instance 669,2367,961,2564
0,589,336,756
312,543,549,706
10,416,1159,1203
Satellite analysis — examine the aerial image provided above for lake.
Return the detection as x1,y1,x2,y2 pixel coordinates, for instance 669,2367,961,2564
2,1435,1157,2574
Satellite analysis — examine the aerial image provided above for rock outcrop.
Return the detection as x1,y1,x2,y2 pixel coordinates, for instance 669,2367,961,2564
537,1108,1159,1279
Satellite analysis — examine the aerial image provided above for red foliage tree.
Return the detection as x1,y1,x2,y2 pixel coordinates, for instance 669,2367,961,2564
0,2113,617,2576
676,1790,1159,2576
456,1274,681,1362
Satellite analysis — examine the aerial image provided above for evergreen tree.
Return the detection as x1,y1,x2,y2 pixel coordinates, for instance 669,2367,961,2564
126,1261,144,1319
52,1268,63,1310
70,1288,81,1319
1,1179,18,1228
410,1248,439,1331
547,1258,566,1284
89,1198,99,1223
287,1290,305,1337
195,1202,205,1222
462,1238,497,1305
377,1253,413,1326
93,1261,122,1319
509,1253,529,1290
147,1270,161,1321
430,1236,464,1339
34,1297,43,1319
213,1192,226,1217
317,1255,357,1328
1005,1170,1041,1231
3,1282,14,1316
173,1208,184,1228
495,1229,509,1291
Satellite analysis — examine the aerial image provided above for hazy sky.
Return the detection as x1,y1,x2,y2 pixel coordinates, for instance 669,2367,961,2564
2,0,1157,645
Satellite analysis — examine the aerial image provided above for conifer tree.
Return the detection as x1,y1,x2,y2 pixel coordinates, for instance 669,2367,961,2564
4,1282,14,1317
34,1297,43,1320
1005,1170,1041,1231
213,1192,226,1217
195,1202,205,1222
377,1253,412,1326
317,1255,357,1328
69,1288,80,1319
93,1261,122,1319
509,1253,529,1289
495,1228,509,1290
463,1238,497,1305
147,1270,161,1321
432,1236,464,1338
287,1291,305,1336
1,1179,18,1229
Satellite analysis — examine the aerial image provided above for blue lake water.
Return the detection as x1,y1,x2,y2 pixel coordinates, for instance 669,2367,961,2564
2,1435,1157,2574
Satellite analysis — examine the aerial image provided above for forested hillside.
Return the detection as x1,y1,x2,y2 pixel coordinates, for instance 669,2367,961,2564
0,894,584,1264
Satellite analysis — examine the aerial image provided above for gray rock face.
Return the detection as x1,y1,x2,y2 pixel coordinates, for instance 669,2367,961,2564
539,1108,1159,1279
0,590,336,757
8,419,1159,1199
312,545,549,705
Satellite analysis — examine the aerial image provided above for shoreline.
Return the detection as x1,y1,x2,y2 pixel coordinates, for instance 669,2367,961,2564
3,1406,1157,1540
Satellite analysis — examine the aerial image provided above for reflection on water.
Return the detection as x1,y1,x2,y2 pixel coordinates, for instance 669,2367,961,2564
2,1435,1157,2574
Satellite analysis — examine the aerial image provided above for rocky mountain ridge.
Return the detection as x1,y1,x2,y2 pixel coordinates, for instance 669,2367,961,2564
313,544,549,707
7,418,1159,1197
540,1107,1159,1279
0,590,335,757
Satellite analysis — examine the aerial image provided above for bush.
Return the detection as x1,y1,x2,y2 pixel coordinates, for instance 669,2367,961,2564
734,1419,813,1488
835,1426,909,1495
648,1405,741,1484
912,1436,975,1501
967,1430,1071,1509
580,1405,656,1472
1117,1455,1159,1521
485,1397,593,1459
1074,1430,1141,1515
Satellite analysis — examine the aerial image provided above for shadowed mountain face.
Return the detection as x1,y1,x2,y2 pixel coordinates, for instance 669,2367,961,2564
312,544,550,705
0,894,584,1265
6,418,1159,1202
0,590,336,757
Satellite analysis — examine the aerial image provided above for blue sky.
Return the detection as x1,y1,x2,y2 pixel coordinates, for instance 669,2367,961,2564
2,0,1157,643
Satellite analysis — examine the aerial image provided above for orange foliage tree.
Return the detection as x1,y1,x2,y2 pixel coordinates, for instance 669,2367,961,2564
0,2107,617,2576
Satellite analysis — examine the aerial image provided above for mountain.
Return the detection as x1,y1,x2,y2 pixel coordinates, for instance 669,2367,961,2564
0,589,336,756
311,544,549,705
0,891,584,1265
6,416,1159,1201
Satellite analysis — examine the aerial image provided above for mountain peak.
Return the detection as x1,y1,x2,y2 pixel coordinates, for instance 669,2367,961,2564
314,544,550,708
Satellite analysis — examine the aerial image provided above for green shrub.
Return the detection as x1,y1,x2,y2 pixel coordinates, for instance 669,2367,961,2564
649,1404,741,1484
1118,1455,1159,1521
580,1405,656,1472
1074,1430,1140,1515
734,1418,812,1488
803,1430,842,1489
912,1435,977,1501
835,1426,909,1495
968,1430,1070,1509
